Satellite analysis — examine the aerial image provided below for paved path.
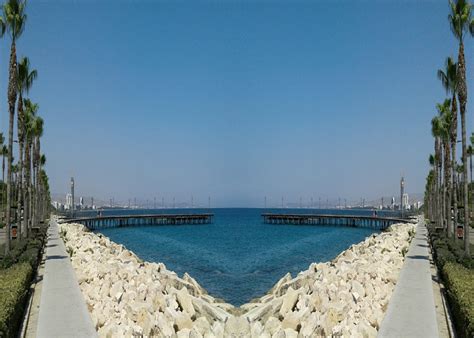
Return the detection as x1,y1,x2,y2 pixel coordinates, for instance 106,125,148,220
378,219,439,338
36,219,97,338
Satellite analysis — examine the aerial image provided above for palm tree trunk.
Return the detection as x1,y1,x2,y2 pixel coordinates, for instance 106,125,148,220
457,41,470,255
471,155,473,184
35,139,41,223
16,93,24,238
445,140,452,237
435,140,441,229
31,141,35,228
439,151,447,232
452,140,458,239
451,94,458,239
32,139,38,228
5,41,17,255
24,137,30,237
438,140,444,230
16,147,23,238
27,143,32,235
461,113,470,254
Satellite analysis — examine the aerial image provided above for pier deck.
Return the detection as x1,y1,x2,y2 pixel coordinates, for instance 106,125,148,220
262,213,411,230
62,213,214,230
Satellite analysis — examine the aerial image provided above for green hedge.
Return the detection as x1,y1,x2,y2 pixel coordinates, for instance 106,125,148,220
442,262,474,338
0,263,33,338
0,229,47,337
0,239,44,270
430,233,474,270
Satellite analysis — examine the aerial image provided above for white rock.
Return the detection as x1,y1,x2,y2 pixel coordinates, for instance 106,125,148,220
176,287,196,317
263,316,281,335
177,328,191,338
283,328,298,338
224,316,250,336
279,287,299,316
193,316,211,335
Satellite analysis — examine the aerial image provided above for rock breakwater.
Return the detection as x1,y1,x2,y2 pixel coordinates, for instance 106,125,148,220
57,216,415,337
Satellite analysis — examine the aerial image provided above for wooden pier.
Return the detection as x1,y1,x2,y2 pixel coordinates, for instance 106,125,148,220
262,213,411,230
62,213,214,230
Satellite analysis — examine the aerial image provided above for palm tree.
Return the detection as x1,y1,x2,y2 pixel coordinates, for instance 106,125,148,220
432,116,443,230
31,115,43,229
0,134,4,222
38,168,50,220
457,162,465,212
439,99,453,237
468,141,474,183
38,154,46,221
16,56,36,238
428,155,436,226
449,0,471,255
0,133,4,181
1,145,6,183
3,0,26,253
438,56,459,236
23,98,37,236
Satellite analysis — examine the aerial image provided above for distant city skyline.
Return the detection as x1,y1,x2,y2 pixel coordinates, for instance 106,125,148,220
51,185,423,210
2,1,471,207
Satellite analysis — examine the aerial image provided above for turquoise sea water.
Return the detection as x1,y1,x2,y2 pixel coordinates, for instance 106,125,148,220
86,208,393,305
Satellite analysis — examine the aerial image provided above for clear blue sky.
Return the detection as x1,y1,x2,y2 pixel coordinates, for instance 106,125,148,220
0,0,471,207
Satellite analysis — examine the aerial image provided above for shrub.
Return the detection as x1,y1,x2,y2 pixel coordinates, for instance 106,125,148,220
435,246,457,268
0,263,33,338
429,232,474,270
0,233,47,270
442,262,474,338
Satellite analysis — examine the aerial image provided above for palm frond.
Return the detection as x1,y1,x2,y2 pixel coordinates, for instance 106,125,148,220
429,154,435,166
449,0,473,40
437,69,449,93
3,0,27,41
0,16,6,37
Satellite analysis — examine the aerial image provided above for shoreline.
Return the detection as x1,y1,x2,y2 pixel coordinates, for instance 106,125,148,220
57,216,416,337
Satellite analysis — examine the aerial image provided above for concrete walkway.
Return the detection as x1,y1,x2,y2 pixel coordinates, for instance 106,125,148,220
36,219,97,338
378,219,439,338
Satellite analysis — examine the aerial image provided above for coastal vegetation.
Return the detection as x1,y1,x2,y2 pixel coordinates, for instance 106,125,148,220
0,262,32,337
425,1,474,336
0,0,50,336
442,262,474,338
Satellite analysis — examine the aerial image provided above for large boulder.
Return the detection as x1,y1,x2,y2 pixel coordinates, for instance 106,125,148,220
263,316,281,336
279,287,299,316
223,316,250,336
176,287,196,317
193,316,211,336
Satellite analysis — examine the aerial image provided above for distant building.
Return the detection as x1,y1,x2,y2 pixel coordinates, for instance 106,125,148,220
402,193,409,210
65,193,73,210
80,197,84,208
391,197,395,209
400,176,405,215
412,201,422,210
52,201,64,210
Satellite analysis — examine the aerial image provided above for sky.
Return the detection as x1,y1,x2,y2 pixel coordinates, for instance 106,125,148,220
0,0,472,207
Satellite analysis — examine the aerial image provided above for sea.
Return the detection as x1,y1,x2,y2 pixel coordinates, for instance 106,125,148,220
74,208,399,306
